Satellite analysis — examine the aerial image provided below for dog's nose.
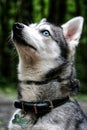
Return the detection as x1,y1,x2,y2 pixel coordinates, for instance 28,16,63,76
13,23,24,32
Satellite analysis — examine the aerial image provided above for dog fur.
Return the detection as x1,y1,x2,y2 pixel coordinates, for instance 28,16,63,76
9,17,87,130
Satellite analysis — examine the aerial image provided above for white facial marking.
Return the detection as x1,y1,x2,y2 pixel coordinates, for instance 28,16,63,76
14,21,61,81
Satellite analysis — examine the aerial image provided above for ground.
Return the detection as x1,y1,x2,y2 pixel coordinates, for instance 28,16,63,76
0,95,87,130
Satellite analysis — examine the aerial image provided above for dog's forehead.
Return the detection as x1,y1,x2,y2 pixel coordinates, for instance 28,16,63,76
30,22,63,38
29,21,51,30
37,23,52,31
29,20,63,38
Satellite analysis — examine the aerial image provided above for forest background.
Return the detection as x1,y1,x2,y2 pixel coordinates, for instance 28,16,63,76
0,0,87,94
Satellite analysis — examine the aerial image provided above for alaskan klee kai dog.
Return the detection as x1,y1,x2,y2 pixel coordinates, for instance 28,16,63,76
9,17,87,130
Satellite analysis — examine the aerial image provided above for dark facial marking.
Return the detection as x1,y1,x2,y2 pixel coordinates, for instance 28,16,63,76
51,25,69,59
45,61,69,81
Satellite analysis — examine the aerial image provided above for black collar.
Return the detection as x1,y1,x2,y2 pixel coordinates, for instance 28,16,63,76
14,97,69,116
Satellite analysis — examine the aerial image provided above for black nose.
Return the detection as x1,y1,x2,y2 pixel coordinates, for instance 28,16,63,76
13,23,24,33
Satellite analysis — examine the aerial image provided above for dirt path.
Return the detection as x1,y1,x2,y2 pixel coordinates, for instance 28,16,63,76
0,97,87,130
0,96,15,130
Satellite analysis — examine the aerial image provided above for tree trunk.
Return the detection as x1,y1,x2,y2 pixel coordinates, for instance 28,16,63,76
0,0,11,79
19,0,33,24
47,0,67,24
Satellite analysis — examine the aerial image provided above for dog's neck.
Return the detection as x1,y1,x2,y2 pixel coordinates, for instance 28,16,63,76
18,81,68,102
17,62,79,102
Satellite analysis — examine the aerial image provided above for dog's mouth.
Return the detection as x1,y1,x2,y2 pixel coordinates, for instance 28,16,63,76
12,23,36,51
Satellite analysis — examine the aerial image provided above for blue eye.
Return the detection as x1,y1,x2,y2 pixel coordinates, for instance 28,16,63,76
41,30,50,37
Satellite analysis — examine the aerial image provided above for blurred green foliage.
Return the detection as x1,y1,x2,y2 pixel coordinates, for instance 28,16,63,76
0,0,87,93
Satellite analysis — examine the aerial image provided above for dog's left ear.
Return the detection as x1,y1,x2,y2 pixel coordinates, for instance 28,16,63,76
62,17,84,49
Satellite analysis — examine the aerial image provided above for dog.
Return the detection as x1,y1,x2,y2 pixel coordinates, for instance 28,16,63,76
8,17,87,130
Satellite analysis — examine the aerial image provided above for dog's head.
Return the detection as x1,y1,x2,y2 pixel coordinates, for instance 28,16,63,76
12,17,84,85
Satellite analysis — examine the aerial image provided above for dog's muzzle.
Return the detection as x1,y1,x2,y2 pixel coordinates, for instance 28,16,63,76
12,23,37,50
12,22,24,41
13,23,24,33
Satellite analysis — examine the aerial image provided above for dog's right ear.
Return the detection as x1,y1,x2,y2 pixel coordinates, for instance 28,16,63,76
40,18,47,23
62,17,84,50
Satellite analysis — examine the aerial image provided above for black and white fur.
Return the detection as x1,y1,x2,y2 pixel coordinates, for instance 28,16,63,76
9,17,87,130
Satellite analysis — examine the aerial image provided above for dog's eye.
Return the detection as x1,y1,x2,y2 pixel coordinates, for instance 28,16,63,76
41,30,50,37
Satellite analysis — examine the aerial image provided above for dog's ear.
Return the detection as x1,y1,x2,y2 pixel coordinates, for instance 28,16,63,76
62,17,84,48
40,18,47,23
